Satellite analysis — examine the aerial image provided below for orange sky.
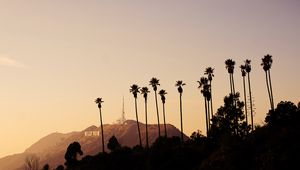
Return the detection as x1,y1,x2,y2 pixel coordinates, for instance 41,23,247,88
0,0,300,158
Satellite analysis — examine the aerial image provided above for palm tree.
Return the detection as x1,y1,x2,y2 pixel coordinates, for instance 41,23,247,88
159,89,168,137
245,59,254,131
225,59,236,95
175,80,186,143
140,87,150,149
95,97,105,152
130,84,142,147
198,77,210,135
149,77,161,137
204,67,215,116
240,65,248,127
261,54,274,110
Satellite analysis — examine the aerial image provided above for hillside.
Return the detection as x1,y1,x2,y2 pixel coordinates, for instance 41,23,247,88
0,120,187,170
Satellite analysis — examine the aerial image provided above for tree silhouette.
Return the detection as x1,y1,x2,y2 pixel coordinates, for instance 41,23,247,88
130,84,142,147
240,64,248,127
175,80,186,143
198,77,211,135
64,142,83,168
204,67,215,116
95,97,105,153
261,54,275,110
225,59,236,95
210,93,250,138
107,135,121,152
245,59,254,131
159,89,168,137
265,101,298,126
42,164,49,170
149,77,161,138
140,86,150,149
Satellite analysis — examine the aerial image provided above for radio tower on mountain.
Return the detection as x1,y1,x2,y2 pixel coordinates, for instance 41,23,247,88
117,96,126,124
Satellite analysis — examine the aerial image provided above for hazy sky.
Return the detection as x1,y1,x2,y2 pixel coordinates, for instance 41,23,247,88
0,0,299,157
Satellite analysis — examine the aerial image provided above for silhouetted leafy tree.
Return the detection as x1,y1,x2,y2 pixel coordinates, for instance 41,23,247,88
261,54,275,110
159,89,168,137
55,165,64,170
42,164,49,170
210,93,250,139
140,86,150,149
175,80,186,143
95,97,105,152
107,135,121,152
149,77,161,137
64,142,83,169
265,101,299,126
130,84,142,147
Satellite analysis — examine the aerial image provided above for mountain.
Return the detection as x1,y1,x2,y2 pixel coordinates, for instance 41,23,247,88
0,120,188,170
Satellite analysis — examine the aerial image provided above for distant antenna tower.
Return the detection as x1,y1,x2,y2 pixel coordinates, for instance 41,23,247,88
247,95,256,116
121,96,126,123
117,96,126,124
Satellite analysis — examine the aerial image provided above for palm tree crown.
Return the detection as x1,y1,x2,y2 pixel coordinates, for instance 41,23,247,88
130,84,140,98
261,54,273,71
240,65,246,77
245,59,251,73
140,87,150,99
159,89,167,104
175,80,186,94
95,98,104,108
225,59,236,74
149,77,160,91
204,67,215,81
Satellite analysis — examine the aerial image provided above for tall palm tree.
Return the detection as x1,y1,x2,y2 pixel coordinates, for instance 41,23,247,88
261,54,274,110
159,89,168,137
225,59,236,95
204,67,215,116
140,87,150,149
95,97,105,153
175,80,186,143
149,77,161,137
245,59,254,131
240,65,248,127
198,77,210,135
130,84,142,147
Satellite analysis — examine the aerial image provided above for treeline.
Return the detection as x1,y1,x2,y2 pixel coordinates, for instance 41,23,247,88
42,99,300,170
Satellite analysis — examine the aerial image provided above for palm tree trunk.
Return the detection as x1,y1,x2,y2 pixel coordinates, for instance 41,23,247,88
265,71,272,110
207,99,211,131
268,70,275,110
135,98,142,147
248,73,254,131
145,99,149,149
99,108,105,153
204,97,208,136
231,73,236,95
210,81,214,117
162,103,167,137
180,93,184,143
229,74,233,94
243,76,248,127
155,91,161,137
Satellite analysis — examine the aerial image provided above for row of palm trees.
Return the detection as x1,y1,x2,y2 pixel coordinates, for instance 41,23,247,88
94,54,275,152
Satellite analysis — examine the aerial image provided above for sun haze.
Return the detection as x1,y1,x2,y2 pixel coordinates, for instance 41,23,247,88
0,0,299,157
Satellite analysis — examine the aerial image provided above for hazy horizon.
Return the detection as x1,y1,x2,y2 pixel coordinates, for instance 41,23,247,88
1,0,300,158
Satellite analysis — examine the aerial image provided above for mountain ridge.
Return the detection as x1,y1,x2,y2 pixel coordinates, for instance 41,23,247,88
0,120,188,170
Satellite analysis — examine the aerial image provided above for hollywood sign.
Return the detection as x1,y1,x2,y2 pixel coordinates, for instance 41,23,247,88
84,131,100,137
